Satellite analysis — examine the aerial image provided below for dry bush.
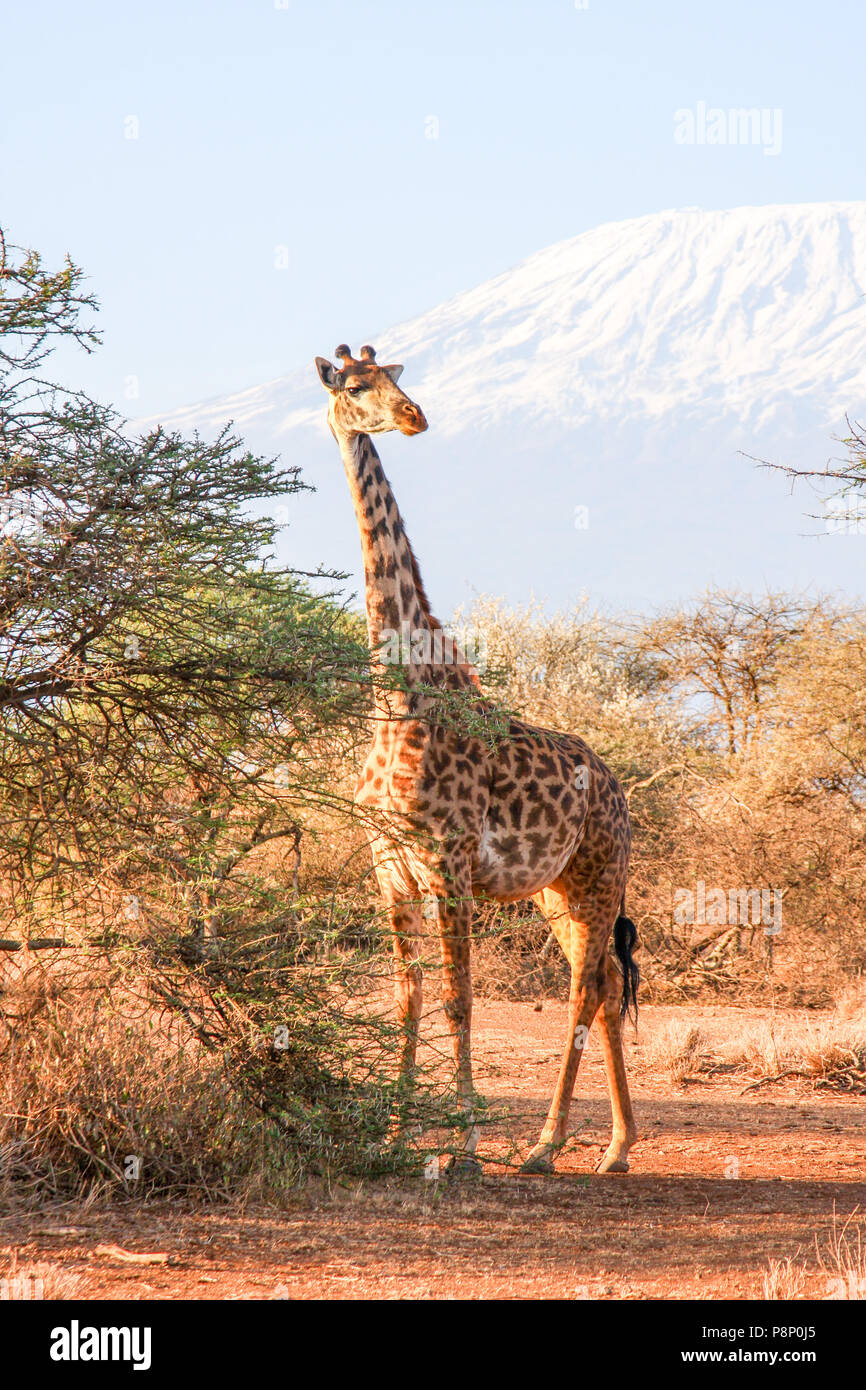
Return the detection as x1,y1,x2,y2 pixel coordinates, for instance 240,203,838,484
0,937,457,1202
834,982,866,1026
471,902,569,1001
0,952,268,1200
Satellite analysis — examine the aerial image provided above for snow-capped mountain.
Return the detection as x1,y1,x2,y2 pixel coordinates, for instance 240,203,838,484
146,203,866,613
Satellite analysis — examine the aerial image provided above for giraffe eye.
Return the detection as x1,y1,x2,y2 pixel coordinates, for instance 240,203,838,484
346,385,364,397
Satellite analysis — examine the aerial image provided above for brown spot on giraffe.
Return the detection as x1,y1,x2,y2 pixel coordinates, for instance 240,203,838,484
315,343,639,1175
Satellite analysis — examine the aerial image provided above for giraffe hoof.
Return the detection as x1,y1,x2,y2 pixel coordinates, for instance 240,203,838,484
445,1154,483,1178
596,1156,630,1174
519,1152,556,1176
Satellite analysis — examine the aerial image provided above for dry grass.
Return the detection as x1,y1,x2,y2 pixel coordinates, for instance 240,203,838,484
0,936,464,1203
631,990,866,1096
816,1206,866,1300
642,1020,714,1083
725,1008,866,1093
761,1206,866,1300
762,1256,807,1300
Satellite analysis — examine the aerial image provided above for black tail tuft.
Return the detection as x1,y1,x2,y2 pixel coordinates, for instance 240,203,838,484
613,912,640,1023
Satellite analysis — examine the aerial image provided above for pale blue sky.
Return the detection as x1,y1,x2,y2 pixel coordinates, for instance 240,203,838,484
2,0,864,417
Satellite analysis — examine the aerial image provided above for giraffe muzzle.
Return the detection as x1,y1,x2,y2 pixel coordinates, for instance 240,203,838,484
399,405,428,436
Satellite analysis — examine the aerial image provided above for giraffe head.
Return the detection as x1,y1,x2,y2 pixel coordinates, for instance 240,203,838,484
315,344,428,437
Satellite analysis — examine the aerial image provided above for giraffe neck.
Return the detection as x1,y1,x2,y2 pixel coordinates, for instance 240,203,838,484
335,426,482,709
337,426,434,653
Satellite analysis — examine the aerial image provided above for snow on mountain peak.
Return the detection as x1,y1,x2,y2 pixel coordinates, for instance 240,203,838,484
157,201,866,444
384,200,866,435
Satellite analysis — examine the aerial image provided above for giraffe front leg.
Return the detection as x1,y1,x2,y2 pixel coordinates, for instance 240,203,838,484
367,839,425,1134
431,865,481,1174
389,900,424,1086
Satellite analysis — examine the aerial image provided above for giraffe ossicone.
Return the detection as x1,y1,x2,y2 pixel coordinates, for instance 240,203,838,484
316,343,640,1175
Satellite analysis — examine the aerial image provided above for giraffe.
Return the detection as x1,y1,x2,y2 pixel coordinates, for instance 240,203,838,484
315,343,639,1175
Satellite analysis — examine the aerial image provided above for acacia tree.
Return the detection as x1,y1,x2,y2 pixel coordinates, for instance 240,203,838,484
761,418,866,534
636,591,835,759
0,228,369,946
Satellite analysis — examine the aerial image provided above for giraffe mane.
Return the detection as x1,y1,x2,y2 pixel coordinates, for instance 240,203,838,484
406,538,482,691
405,537,439,628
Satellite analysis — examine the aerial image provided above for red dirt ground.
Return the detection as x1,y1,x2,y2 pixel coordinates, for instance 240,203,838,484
2,1001,864,1300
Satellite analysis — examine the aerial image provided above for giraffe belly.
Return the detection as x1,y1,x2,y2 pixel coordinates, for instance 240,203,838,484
471,825,583,901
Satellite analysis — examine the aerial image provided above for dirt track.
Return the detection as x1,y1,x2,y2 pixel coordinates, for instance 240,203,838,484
2,1001,864,1300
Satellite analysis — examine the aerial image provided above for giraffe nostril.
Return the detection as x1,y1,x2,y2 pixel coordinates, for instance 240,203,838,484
401,405,428,435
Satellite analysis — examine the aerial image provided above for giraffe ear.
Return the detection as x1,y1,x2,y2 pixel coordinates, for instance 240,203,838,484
315,357,341,392
382,364,404,384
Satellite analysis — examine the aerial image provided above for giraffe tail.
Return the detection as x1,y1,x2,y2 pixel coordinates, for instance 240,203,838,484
613,904,640,1023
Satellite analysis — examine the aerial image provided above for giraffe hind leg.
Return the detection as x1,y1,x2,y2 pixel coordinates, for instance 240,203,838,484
520,884,602,1174
521,878,636,1176
593,954,638,1173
